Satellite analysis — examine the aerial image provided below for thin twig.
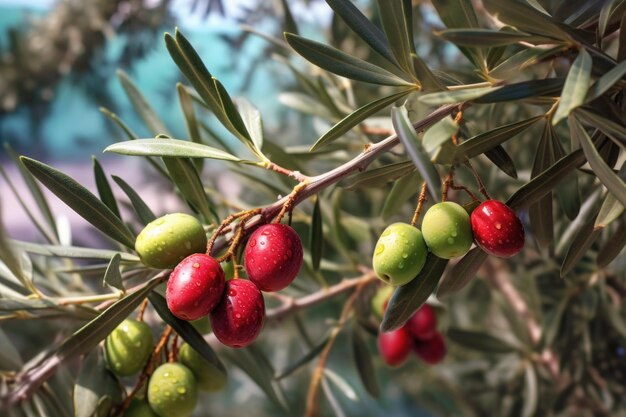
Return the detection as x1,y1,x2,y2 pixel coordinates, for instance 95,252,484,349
411,182,428,226
464,161,491,200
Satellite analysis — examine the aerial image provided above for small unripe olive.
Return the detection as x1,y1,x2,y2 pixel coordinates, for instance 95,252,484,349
179,343,227,392
372,223,428,286
105,319,153,377
135,213,207,269
370,285,394,319
125,399,158,417
221,260,235,280
147,363,198,417
421,202,473,259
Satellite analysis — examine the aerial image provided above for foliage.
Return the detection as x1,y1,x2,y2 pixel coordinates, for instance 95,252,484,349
1,0,626,416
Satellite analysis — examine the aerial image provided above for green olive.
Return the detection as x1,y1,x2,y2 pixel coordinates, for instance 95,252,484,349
135,213,207,269
179,343,227,392
371,285,394,319
372,223,428,286
421,202,473,259
147,363,198,417
105,319,153,377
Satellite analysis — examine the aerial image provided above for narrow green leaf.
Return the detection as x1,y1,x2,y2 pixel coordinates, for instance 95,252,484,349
507,150,586,211
485,145,518,179
311,89,412,151
576,109,626,150
177,84,204,172
392,106,441,201
437,247,488,297
572,117,626,208
20,157,136,249
0,210,38,295
117,70,169,135
596,192,625,229
275,336,329,380
92,157,121,220
105,139,240,162
343,161,415,190
586,60,626,102
552,50,592,125
382,171,420,220
381,254,448,331
284,33,413,87
375,0,415,76
4,143,58,240
474,78,564,103
447,328,517,353
102,254,123,291
221,346,288,411
561,216,601,276
411,54,446,91
419,86,495,105
438,116,543,164
597,222,626,267
323,369,358,402
12,240,139,262
598,0,622,38
310,196,324,271
74,350,120,417
280,0,298,34
148,292,226,375
522,363,538,417
323,0,398,67
437,29,547,47
482,0,572,41
489,46,565,80
111,176,156,225
10,277,162,405
423,116,458,152
99,107,138,140
529,122,557,248
235,98,264,152
351,326,379,398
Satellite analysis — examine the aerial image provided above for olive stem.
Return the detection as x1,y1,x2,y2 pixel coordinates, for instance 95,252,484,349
464,160,491,200
137,299,149,321
411,182,428,226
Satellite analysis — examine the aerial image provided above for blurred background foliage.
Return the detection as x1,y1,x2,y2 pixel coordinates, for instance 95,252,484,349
0,0,626,417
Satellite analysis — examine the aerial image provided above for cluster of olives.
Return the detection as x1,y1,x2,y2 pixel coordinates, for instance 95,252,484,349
105,319,225,417
135,213,303,348
372,288,446,367
373,200,525,286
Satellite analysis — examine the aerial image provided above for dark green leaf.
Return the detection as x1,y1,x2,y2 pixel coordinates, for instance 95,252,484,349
177,84,204,172
117,70,169,135
162,154,214,223
474,78,564,103
221,346,288,411
111,176,156,225
20,157,136,249
311,89,412,151
572,117,626,208
489,46,565,80
485,145,518,179
74,350,120,417
375,0,415,76
381,254,448,331
102,254,123,291
482,0,572,41
4,143,58,240
148,292,226,375
411,54,446,91
323,0,398,67
92,157,121,220
382,171,420,220
392,106,441,201
343,161,415,190
576,109,626,150
235,98,264,153
323,369,358,401
447,328,517,353
105,139,240,162
553,50,592,125
280,0,298,34
586,60,626,102
438,116,543,164
310,196,324,271
437,29,548,47
507,150,586,211
437,247,488,297
596,192,625,229
597,222,626,267
284,33,413,87
561,216,601,276
0,210,38,294
351,326,379,398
